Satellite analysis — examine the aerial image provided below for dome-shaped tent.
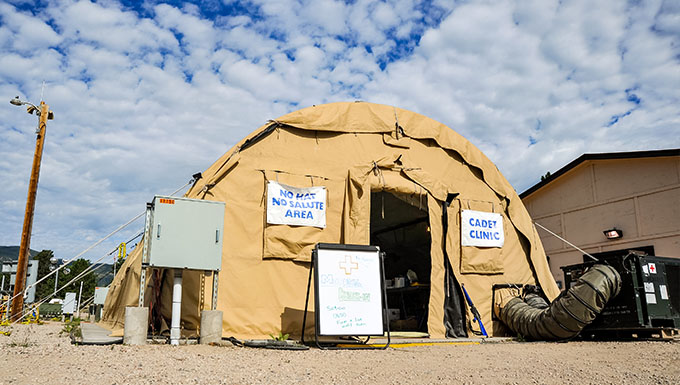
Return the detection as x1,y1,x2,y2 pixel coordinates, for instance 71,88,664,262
102,101,559,339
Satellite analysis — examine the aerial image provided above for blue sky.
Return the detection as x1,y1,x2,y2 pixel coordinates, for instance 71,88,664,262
1,0,679,262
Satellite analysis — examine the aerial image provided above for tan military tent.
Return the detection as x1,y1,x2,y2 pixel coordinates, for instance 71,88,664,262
102,101,559,339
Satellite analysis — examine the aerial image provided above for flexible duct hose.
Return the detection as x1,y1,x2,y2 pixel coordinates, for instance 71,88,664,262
498,264,621,340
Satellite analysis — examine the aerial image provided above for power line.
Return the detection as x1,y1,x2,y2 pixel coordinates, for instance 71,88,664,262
7,178,195,322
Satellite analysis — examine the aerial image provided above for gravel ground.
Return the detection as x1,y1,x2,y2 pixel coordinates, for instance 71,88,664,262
1,321,678,385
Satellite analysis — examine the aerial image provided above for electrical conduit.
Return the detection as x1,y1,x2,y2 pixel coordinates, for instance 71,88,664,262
170,271,183,346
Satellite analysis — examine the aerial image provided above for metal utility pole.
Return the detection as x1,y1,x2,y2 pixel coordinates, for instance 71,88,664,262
10,98,53,321
53,268,59,296
77,281,83,319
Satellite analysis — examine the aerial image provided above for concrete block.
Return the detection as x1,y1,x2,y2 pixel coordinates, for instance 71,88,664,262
200,310,223,345
124,306,148,345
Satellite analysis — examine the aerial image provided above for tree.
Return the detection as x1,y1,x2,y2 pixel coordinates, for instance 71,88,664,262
540,171,552,181
112,241,137,279
61,258,97,303
33,250,55,301
114,253,126,275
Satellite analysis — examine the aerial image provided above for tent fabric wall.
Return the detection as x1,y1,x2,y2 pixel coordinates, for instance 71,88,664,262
101,245,142,334
101,102,558,339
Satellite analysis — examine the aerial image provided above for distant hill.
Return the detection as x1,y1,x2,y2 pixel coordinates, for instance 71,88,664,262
0,246,39,263
93,263,116,287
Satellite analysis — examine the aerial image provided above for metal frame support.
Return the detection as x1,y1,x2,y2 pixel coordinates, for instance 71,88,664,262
211,271,219,311
138,268,147,308
139,202,153,307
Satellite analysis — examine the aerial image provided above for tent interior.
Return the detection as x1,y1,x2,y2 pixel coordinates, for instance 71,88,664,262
370,191,431,333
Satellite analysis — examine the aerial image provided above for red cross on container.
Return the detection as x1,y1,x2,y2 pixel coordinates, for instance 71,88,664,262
339,255,359,275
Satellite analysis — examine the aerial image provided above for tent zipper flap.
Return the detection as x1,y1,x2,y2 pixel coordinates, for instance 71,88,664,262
441,199,468,338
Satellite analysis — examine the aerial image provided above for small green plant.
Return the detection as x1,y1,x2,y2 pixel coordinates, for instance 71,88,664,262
7,336,32,347
269,331,289,341
61,318,82,338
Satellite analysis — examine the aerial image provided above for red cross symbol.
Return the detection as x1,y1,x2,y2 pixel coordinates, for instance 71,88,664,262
339,255,359,275
649,263,656,274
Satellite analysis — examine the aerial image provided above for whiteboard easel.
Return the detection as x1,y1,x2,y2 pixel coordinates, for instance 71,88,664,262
301,243,390,349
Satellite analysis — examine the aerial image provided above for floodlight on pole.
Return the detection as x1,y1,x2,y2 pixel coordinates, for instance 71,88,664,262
9,96,24,106
50,257,60,296
9,95,54,321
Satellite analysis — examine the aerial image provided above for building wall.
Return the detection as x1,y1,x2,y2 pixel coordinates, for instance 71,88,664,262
522,156,680,287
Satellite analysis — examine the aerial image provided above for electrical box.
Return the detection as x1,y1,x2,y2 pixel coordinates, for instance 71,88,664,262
94,287,109,305
562,251,680,332
62,292,77,314
143,196,225,271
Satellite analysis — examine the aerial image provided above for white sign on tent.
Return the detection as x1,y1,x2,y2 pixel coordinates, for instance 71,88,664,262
461,210,504,248
266,181,326,228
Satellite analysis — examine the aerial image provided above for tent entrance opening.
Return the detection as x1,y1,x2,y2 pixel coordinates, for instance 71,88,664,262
370,191,431,333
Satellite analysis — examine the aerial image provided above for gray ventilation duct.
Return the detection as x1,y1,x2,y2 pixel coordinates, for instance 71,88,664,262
497,264,621,340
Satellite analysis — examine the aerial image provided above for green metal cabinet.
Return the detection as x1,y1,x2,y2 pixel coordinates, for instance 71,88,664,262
562,252,680,331
143,195,225,271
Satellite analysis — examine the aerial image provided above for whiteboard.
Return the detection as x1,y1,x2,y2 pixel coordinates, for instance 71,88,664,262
315,244,384,336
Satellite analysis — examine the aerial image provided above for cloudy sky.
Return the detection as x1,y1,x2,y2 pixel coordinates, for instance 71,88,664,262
1,0,679,262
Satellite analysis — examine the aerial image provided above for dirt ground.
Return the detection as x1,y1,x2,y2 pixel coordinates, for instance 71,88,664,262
1,322,678,385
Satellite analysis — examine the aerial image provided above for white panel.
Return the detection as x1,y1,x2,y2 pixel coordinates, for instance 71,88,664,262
645,292,657,305
3,260,38,303
644,282,655,293
25,261,38,303
62,292,77,314
94,287,109,305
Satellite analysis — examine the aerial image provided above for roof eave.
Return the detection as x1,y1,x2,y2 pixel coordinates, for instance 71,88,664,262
519,148,680,199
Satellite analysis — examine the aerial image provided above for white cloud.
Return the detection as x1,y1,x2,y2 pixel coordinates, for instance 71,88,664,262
0,2,62,52
51,1,169,53
299,0,348,36
0,0,678,262
220,25,280,58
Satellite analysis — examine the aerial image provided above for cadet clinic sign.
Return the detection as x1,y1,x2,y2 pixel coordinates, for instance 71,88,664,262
267,181,327,228
461,210,504,248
